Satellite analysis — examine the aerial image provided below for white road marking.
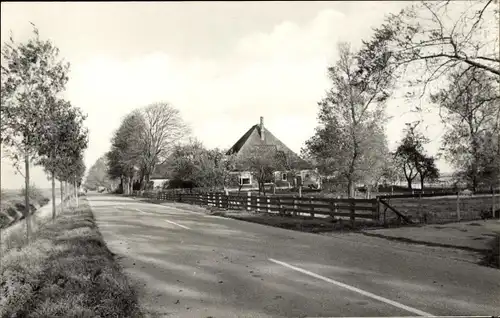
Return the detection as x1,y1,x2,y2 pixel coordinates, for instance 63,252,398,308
268,258,434,317
133,206,190,229
164,219,191,230
130,203,203,215
204,215,227,219
154,205,204,215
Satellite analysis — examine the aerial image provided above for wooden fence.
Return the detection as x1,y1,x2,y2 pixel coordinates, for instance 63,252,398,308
139,191,380,226
133,187,499,226
376,190,500,224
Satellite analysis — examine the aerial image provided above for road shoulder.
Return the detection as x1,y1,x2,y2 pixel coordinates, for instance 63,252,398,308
0,198,144,318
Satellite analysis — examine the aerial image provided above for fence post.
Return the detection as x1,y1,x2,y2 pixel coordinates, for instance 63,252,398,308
418,193,422,224
384,199,387,227
350,199,355,228
277,196,282,216
373,198,379,223
224,189,229,209
456,191,461,221
492,188,496,218
310,196,315,218
266,195,270,213
247,192,251,211
293,196,297,217
256,195,260,213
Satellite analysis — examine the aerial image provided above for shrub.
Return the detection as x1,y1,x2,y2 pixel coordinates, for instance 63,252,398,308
19,184,45,203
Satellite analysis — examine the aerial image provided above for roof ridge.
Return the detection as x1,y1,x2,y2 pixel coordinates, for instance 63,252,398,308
226,124,259,155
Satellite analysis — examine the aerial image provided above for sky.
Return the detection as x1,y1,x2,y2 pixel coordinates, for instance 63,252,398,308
1,1,454,189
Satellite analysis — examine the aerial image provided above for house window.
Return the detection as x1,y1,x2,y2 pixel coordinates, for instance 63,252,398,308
240,177,251,185
282,173,287,181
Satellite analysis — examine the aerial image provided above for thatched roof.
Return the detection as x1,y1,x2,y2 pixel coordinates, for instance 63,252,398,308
226,120,312,170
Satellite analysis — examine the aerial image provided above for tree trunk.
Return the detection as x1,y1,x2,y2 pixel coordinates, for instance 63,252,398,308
24,151,32,243
347,178,355,198
60,180,64,214
74,177,78,208
144,174,150,190
52,172,56,220
347,152,357,198
67,181,71,202
420,174,425,192
407,178,413,190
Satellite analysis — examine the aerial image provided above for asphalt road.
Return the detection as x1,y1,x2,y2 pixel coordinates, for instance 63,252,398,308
88,194,500,318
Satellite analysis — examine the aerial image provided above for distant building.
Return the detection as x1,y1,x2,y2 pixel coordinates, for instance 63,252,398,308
226,116,321,190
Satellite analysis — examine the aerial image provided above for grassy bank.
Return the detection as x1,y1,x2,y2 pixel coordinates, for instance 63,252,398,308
0,187,51,228
0,198,144,318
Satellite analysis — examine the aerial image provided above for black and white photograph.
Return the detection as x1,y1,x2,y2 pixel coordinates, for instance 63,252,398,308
1,1,499,317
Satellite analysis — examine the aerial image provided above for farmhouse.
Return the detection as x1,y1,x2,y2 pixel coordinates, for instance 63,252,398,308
226,116,321,190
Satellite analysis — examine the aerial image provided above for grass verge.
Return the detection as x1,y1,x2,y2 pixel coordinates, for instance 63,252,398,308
481,233,500,268
0,198,144,318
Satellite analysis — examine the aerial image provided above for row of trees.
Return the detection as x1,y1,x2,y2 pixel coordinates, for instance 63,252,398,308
1,25,88,242
302,0,499,195
92,117,297,195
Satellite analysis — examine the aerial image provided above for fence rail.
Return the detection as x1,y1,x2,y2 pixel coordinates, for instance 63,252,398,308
377,189,499,200
135,190,380,226
132,186,500,226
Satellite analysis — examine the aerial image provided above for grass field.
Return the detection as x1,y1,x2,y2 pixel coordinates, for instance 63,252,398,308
0,198,144,318
383,194,499,224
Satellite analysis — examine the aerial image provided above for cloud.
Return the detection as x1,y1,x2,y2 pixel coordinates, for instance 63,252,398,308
64,8,356,169
1,3,451,188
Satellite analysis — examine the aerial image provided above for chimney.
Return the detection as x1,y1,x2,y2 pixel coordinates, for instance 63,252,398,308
260,116,265,141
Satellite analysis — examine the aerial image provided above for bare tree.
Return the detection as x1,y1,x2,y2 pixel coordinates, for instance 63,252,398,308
138,102,190,189
374,0,499,105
